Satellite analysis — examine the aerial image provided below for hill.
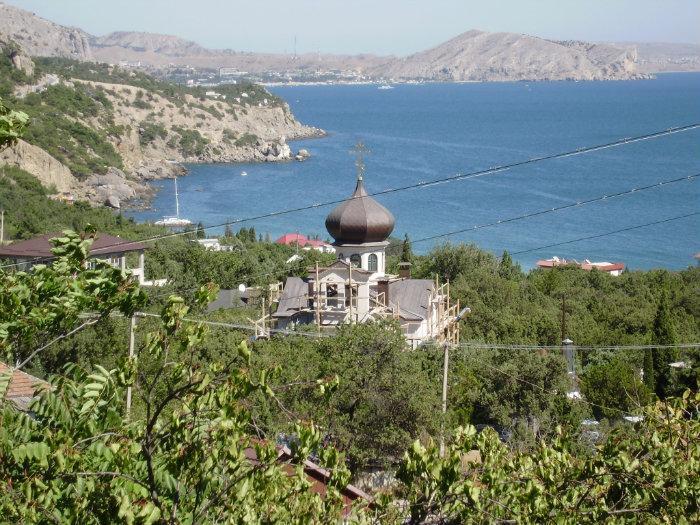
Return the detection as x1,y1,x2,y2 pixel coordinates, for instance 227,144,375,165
373,30,643,81
5,2,699,82
0,2,91,59
0,41,321,208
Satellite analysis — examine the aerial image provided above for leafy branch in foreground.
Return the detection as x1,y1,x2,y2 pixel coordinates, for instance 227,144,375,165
376,390,699,524
0,228,147,369
0,96,28,149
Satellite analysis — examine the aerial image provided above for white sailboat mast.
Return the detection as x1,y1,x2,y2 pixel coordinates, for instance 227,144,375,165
174,176,180,218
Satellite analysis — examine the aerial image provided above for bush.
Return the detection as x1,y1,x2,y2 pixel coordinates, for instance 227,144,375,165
138,121,167,145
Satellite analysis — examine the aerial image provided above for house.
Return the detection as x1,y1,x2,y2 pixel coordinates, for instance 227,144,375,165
194,238,236,252
536,256,625,276
273,174,462,348
0,362,49,410
275,233,335,254
0,232,162,285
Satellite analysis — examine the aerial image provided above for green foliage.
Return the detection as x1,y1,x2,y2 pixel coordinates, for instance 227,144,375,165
651,289,679,397
139,121,167,145
0,166,164,240
581,356,652,419
0,97,28,149
449,347,584,447
234,132,258,147
414,243,700,348
252,321,442,472
400,233,413,263
171,126,209,157
380,391,700,523
0,230,146,366
0,270,357,522
0,231,698,522
13,84,123,176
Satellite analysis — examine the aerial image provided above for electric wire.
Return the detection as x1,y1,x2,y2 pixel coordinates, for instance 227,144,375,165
1,122,697,270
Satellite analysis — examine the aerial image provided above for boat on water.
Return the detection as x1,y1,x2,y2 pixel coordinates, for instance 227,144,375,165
241,171,248,176
154,176,192,227
378,84,394,90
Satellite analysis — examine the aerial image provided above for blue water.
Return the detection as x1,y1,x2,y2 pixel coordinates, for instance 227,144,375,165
130,74,700,270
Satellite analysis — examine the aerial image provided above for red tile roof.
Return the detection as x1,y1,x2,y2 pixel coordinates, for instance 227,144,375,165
0,233,147,259
0,362,49,409
536,257,625,273
275,233,309,245
243,441,370,515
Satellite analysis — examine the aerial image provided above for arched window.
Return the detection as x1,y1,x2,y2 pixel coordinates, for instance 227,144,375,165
350,254,361,268
368,253,378,272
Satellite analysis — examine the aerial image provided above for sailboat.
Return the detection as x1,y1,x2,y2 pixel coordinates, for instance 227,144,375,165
155,176,192,227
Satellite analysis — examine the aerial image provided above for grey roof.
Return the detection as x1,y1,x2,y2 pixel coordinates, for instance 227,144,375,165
273,277,309,318
0,232,147,259
207,289,244,312
388,279,434,321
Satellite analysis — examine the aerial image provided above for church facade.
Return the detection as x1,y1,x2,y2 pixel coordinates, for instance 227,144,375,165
273,172,461,348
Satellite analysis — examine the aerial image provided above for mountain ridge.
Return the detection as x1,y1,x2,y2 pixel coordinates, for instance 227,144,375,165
3,2,699,81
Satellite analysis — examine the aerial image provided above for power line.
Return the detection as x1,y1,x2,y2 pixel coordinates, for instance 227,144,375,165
510,212,700,256
1,122,696,270
409,174,698,246
2,169,696,274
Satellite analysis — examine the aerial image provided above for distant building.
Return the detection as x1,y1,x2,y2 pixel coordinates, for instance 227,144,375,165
274,174,462,348
0,232,164,286
194,238,236,252
537,256,625,276
275,233,334,254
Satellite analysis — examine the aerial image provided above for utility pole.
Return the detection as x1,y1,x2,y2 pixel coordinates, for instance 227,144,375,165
315,262,321,332
126,315,136,419
440,341,450,457
560,294,567,344
348,262,353,324
0,209,4,246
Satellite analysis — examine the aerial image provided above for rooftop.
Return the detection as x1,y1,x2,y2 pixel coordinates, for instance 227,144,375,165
0,362,50,410
0,233,148,259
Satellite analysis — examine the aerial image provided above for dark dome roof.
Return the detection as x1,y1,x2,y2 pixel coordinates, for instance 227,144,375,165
325,177,395,244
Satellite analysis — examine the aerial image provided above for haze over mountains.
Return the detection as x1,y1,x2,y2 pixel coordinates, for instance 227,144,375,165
1,2,699,81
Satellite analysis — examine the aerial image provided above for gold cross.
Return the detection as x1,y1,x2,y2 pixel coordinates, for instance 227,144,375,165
351,141,370,180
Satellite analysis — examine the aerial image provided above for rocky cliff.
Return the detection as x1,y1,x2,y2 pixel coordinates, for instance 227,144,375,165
0,2,92,59
0,139,78,193
0,37,322,208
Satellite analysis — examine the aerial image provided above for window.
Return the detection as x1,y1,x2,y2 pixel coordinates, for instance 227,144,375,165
350,254,361,268
368,253,378,272
338,253,344,260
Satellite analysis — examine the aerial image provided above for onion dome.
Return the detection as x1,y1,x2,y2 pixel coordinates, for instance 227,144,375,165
325,176,395,244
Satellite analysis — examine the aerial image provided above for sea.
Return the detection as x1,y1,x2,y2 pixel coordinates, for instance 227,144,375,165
128,73,700,270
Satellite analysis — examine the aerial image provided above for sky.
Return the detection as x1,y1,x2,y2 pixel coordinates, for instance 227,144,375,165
5,0,700,55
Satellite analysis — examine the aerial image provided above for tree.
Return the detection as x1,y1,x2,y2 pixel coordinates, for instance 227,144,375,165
0,233,361,523
223,224,233,238
581,357,651,420
253,321,442,472
0,229,146,368
643,347,656,393
381,390,700,524
498,250,521,280
195,221,206,239
651,289,679,398
0,97,28,149
400,233,413,263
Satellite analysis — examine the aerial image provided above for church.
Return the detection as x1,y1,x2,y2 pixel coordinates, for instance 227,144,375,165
273,163,462,349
